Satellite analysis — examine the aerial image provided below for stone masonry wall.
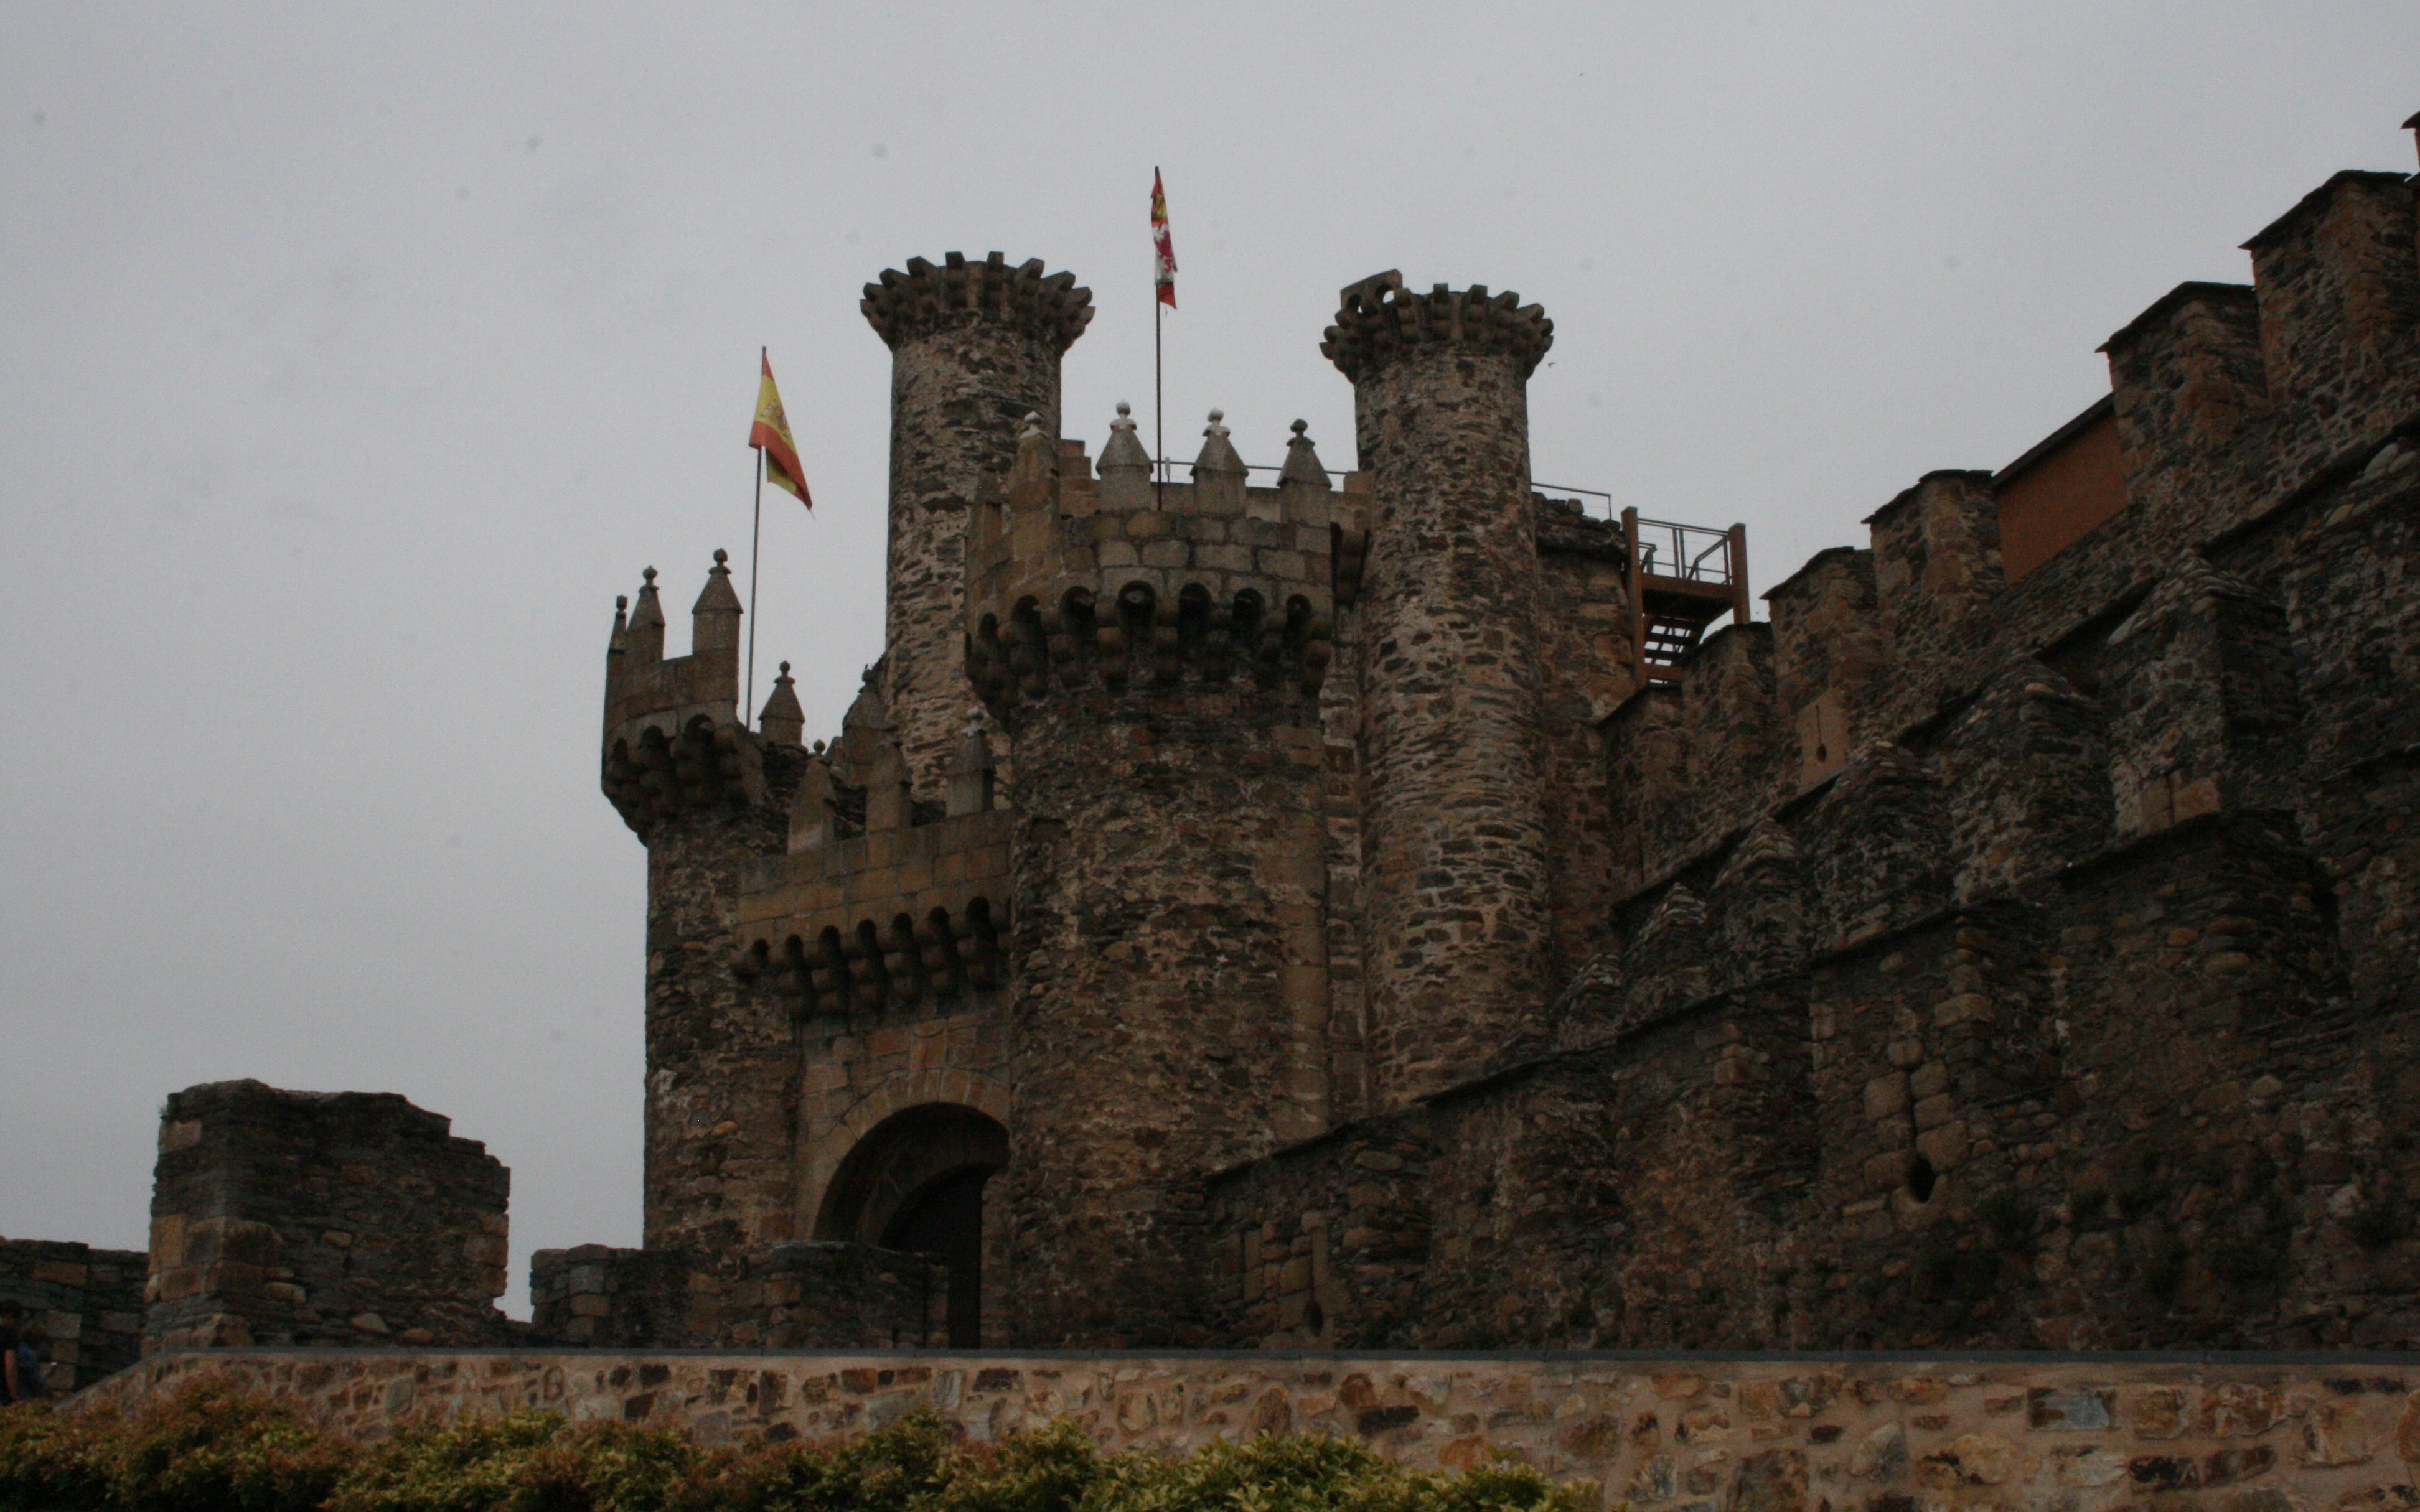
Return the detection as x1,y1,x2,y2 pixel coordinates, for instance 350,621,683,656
1206,446,2420,1355
528,1242,944,1351
85,1345,2420,1511
144,1080,511,1353
0,1238,144,1394
1328,274,1560,1104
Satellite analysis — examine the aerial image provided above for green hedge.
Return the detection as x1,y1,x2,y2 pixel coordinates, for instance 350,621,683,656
0,1381,1591,1512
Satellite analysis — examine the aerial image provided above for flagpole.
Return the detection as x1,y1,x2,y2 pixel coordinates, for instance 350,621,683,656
1153,164,1166,501
747,429,764,724
1155,296,1165,503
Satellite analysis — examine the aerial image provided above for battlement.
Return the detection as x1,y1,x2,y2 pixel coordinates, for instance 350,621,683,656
731,808,1013,1018
599,551,761,834
1321,270,1555,382
860,250,1093,354
964,408,1361,715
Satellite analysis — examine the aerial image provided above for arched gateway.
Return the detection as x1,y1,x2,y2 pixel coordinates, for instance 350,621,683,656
813,1104,1005,1348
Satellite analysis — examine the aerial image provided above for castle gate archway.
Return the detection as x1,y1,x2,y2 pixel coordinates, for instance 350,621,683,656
814,1103,1006,1348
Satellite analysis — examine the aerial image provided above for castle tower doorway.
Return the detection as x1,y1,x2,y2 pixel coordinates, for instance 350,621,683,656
814,1104,1006,1348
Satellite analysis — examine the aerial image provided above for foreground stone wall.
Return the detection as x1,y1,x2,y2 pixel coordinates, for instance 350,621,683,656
82,1346,2420,1510
0,1239,144,1393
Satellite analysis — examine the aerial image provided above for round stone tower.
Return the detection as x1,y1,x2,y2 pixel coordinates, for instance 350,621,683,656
861,253,1092,801
1323,273,1557,1104
965,411,1343,1345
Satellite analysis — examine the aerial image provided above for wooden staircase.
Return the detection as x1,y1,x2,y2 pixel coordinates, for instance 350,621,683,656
1623,508,1751,681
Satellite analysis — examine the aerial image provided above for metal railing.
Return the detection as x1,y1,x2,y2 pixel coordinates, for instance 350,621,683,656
1632,515,1738,587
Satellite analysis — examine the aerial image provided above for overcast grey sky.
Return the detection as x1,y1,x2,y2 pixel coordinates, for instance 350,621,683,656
2,3,2410,1316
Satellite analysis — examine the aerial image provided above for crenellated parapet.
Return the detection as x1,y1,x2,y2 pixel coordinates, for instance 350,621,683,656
861,251,1093,356
964,408,1360,718
1320,271,1554,383
599,553,762,836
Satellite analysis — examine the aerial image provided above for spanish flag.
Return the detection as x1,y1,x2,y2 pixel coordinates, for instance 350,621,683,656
749,350,811,509
1151,169,1176,310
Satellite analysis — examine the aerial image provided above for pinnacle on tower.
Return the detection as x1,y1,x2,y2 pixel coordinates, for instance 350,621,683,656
759,661,804,746
693,549,742,655
1278,419,1328,487
626,567,665,662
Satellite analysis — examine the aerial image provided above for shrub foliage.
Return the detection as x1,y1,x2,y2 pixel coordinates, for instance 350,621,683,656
0,1383,1588,1512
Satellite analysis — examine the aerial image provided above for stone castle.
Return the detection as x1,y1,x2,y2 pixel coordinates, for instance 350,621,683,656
581,122,2420,1356
13,119,2420,1400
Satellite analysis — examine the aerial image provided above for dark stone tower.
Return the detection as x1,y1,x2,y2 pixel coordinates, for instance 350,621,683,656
600,553,802,1254
1325,274,1558,1103
966,409,1344,1345
862,253,1092,801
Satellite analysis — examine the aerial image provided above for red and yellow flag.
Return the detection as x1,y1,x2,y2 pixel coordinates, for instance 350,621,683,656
749,350,811,508
1151,169,1177,309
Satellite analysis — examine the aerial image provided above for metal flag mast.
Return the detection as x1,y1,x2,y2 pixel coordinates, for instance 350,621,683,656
1151,166,1177,502
1153,165,1165,503
744,346,813,724
746,418,764,719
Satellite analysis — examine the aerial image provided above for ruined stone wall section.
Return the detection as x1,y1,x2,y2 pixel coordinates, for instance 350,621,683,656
864,252,1090,801
1329,276,1557,1103
144,1081,510,1354
0,1238,145,1393
528,1242,944,1351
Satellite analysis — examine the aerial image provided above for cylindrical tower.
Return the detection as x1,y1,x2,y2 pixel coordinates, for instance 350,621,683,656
1323,273,1557,1103
862,252,1092,801
965,413,1342,1345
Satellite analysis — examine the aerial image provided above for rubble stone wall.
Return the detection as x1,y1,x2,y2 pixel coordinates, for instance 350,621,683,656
82,1346,2420,1511
0,1238,144,1393
143,1080,511,1353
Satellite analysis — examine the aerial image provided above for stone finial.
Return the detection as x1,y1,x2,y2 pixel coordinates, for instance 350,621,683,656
1193,408,1246,477
1099,402,1152,508
626,568,667,662
1278,419,1328,487
609,595,629,658
759,660,805,746
692,548,743,655
1010,411,1057,508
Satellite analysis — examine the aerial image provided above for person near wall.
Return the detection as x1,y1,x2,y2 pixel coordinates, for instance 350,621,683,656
0,1304,21,1405
14,1323,47,1402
